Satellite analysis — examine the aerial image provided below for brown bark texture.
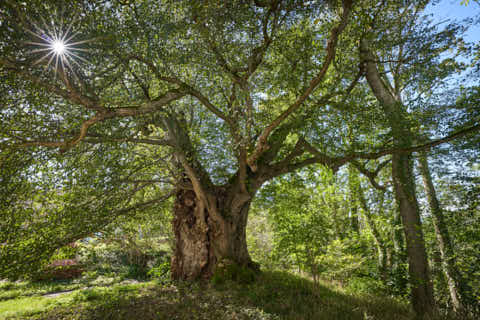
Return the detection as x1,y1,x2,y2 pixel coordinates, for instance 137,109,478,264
171,187,255,280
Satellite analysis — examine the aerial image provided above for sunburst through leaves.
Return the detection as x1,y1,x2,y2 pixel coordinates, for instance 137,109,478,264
25,12,94,79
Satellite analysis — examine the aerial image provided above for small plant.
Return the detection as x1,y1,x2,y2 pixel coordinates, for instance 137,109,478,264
147,260,171,283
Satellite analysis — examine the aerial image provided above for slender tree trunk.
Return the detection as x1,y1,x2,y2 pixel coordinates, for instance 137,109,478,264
392,153,435,316
350,201,360,233
171,186,257,280
418,154,465,312
361,39,435,317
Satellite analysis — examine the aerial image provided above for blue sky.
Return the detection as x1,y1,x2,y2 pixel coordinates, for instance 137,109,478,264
425,0,480,43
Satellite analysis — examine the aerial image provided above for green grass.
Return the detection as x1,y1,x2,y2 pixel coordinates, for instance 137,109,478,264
0,280,151,320
0,280,80,301
2,271,472,320
0,293,75,320
0,275,127,302
0,271,416,320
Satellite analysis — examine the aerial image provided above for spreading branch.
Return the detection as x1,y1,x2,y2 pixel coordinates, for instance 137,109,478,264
266,123,480,179
248,0,353,171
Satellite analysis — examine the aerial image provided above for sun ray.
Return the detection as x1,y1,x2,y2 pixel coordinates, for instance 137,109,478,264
59,57,70,86
32,50,55,66
26,41,55,47
39,16,53,39
25,29,48,42
58,8,65,39
61,16,77,42
29,47,53,54
53,54,60,80
64,50,90,64
64,55,84,71
63,29,83,44
45,52,57,70
25,11,93,80
66,47,90,53
66,38,99,46
62,56,81,82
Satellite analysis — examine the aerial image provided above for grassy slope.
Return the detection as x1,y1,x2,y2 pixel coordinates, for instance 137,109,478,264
1,271,414,320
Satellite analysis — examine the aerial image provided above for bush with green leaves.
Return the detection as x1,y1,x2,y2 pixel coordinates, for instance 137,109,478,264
77,235,169,280
147,254,171,283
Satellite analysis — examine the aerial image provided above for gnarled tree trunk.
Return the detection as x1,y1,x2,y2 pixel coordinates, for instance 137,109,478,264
171,186,256,280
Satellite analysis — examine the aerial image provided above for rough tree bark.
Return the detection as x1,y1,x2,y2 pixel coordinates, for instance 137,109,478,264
418,153,465,312
171,186,257,280
361,39,435,317
163,116,261,280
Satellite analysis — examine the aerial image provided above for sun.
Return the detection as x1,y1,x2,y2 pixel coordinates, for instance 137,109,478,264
52,40,66,55
25,13,94,78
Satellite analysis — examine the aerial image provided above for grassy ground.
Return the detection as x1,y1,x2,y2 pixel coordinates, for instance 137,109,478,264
0,271,415,320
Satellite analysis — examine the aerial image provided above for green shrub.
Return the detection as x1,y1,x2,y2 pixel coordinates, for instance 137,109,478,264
77,239,170,280
147,260,171,283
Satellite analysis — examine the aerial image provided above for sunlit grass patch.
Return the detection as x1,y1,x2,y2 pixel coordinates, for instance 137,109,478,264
0,293,75,319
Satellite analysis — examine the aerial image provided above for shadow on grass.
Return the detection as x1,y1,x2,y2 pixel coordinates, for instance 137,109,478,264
27,271,414,320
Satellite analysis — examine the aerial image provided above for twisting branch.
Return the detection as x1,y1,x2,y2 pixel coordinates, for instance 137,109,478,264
268,138,307,170
245,0,280,78
2,88,186,151
110,90,186,117
248,0,353,171
84,135,175,147
339,123,480,161
115,190,176,215
160,115,213,202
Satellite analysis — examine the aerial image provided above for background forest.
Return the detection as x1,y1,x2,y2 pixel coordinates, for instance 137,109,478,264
0,0,479,319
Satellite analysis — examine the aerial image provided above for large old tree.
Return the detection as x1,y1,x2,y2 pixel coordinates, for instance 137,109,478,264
1,0,478,317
